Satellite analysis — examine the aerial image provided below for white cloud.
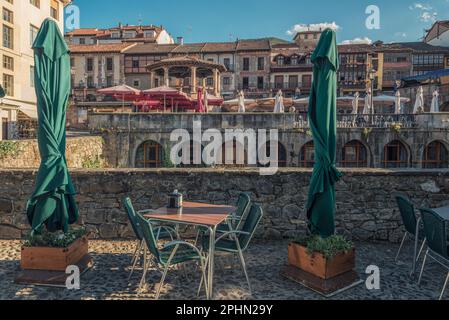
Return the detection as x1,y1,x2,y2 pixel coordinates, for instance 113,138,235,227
394,32,407,38
286,22,340,36
409,3,438,23
340,37,373,45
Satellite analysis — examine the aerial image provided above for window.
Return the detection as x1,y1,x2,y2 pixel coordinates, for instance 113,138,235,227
30,66,35,87
291,55,298,65
223,58,231,69
300,142,315,168
3,8,13,23
223,77,231,86
70,58,74,67
257,76,264,89
50,0,59,20
79,38,85,45
341,141,368,168
3,55,13,70
422,141,448,169
288,75,298,89
206,77,213,86
135,141,164,168
106,57,113,71
3,24,13,49
87,76,94,88
257,57,264,70
242,57,250,71
277,56,285,66
3,74,13,96
133,80,140,88
242,77,249,89
86,58,93,72
30,0,40,8
382,140,409,168
106,76,113,87
30,24,39,46
274,75,284,89
132,60,139,68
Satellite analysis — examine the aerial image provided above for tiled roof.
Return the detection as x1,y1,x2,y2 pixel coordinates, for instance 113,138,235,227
65,28,101,36
394,42,449,53
171,43,206,53
69,43,136,53
202,42,237,53
123,43,179,54
338,44,374,53
236,39,271,51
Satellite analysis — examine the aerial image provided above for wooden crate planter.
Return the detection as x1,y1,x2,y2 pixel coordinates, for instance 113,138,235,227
21,236,89,272
288,242,355,280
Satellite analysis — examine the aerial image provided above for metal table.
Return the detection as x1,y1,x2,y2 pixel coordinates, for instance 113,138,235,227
145,201,236,299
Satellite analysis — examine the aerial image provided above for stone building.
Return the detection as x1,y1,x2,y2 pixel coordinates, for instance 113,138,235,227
69,43,137,102
65,23,174,45
0,0,69,140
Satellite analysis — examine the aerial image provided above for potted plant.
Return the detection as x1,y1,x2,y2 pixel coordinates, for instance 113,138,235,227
21,226,89,272
288,235,355,280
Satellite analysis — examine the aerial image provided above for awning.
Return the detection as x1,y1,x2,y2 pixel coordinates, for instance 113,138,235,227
401,69,449,88
19,107,38,119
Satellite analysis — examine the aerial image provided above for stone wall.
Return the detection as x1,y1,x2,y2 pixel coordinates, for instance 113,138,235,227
1,168,449,242
0,136,106,169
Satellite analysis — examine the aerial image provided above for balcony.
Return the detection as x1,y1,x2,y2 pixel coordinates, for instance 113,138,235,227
270,82,311,91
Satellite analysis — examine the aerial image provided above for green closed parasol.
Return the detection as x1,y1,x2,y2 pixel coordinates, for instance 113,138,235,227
26,19,78,233
306,29,342,238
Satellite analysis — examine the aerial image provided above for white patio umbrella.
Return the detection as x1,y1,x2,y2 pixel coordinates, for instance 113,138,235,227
273,90,285,113
430,90,440,113
363,90,372,116
352,92,360,115
413,86,424,114
395,91,402,115
238,90,246,113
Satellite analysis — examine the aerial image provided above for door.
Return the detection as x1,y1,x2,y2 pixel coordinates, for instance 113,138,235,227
2,118,8,140
288,75,298,89
274,76,284,89
302,75,312,88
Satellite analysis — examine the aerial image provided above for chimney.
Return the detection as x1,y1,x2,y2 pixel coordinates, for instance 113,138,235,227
177,37,184,45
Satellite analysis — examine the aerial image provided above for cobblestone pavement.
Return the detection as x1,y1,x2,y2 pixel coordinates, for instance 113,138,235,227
0,240,447,300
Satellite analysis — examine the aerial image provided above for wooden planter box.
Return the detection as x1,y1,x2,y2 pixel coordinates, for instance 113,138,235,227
288,242,355,280
21,236,89,272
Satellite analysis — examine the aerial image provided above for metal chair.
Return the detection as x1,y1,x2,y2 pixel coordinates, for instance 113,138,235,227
123,198,178,280
200,204,263,295
394,193,426,275
418,208,449,300
217,193,252,233
135,211,209,300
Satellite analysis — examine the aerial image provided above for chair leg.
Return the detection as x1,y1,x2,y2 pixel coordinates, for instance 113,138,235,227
439,272,449,301
138,246,148,291
395,233,407,262
236,249,252,295
198,256,209,297
129,240,144,281
155,264,170,300
418,250,429,286
130,240,140,264
416,240,426,262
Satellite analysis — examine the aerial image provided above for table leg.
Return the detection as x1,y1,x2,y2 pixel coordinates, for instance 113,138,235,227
208,226,216,300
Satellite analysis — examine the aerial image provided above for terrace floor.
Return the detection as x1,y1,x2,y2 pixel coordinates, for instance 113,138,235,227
0,240,447,300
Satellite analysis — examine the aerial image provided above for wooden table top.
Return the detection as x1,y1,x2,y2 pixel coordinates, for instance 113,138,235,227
144,201,236,227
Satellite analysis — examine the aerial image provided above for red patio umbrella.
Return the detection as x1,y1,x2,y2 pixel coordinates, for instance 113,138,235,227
98,84,142,110
206,93,224,106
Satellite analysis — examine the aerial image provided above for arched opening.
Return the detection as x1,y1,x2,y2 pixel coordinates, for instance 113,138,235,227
422,141,449,169
258,141,287,168
341,140,368,168
219,140,248,167
382,140,409,168
135,140,164,168
299,141,315,168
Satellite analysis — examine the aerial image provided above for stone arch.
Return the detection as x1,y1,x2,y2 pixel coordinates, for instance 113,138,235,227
299,140,315,168
340,140,370,168
382,139,411,168
257,140,288,168
135,140,164,168
422,140,449,169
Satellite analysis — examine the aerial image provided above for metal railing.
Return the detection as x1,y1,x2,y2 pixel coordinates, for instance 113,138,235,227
293,113,419,129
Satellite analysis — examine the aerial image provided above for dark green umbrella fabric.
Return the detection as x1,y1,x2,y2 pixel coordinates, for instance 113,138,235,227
306,29,342,238
26,19,78,234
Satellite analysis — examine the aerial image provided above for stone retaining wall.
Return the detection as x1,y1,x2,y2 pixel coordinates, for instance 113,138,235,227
1,168,448,242
0,136,105,169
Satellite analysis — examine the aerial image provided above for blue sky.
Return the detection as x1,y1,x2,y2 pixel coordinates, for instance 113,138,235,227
67,0,449,44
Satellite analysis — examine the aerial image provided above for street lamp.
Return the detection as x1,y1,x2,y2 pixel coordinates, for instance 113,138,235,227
368,69,377,123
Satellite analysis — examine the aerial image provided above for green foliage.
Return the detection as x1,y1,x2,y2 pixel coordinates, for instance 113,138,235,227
0,141,20,160
362,128,372,140
390,123,402,134
23,226,87,248
294,235,353,260
162,147,175,168
82,154,103,169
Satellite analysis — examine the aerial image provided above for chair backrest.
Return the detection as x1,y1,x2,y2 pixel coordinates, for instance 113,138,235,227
123,197,143,240
420,208,448,259
234,193,251,229
238,204,263,251
135,211,161,262
395,194,418,235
